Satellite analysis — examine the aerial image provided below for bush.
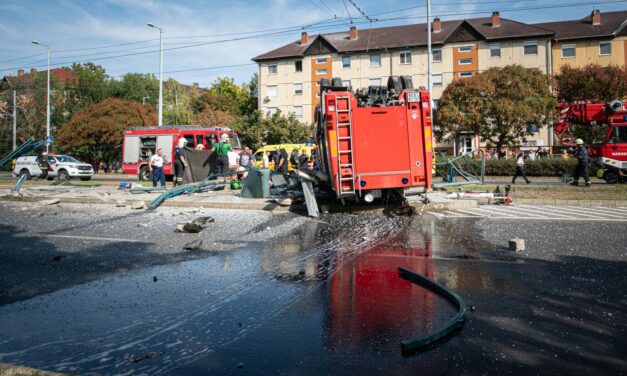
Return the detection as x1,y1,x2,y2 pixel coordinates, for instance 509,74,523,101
435,156,597,177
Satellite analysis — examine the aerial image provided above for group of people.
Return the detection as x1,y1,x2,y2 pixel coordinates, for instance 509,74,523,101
511,140,591,186
260,147,313,174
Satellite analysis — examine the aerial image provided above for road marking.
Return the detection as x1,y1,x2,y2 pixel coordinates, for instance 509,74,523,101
562,206,626,218
429,205,627,221
24,234,152,243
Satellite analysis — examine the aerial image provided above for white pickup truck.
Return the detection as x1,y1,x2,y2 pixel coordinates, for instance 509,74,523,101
13,154,94,181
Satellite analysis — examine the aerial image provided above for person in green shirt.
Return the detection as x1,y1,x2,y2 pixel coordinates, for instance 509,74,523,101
213,134,232,179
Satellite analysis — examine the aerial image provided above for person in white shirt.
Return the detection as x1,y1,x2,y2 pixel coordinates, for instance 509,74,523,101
227,149,239,179
149,148,167,187
262,151,270,169
511,153,531,184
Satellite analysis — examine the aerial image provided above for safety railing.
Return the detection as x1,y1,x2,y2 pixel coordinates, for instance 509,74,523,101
432,149,486,189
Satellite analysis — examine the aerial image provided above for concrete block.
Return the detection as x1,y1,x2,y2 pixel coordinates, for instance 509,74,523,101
131,201,146,209
40,198,60,205
509,238,525,252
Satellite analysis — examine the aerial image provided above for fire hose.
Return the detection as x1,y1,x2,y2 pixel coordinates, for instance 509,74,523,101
398,267,467,352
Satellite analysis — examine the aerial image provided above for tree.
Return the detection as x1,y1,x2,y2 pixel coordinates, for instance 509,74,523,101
56,98,156,163
163,79,198,125
263,110,312,145
194,107,235,127
554,64,627,101
114,73,158,106
435,65,556,152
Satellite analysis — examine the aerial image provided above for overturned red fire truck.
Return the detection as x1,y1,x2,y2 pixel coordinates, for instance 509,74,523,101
314,76,433,202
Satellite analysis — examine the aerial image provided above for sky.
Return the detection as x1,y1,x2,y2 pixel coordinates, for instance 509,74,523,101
1,0,626,87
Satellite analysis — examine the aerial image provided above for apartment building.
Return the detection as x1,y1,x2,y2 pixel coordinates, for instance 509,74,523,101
253,9,626,154
535,10,627,72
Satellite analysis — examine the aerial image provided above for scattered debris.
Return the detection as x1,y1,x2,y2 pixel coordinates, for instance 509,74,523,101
176,216,215,233
236,362,244,369
131,352,158,363
509,238,525,252
470,305,476,312
153,276,158,282
137,223,148,228
115,201,126,207
184,239,203,250
40,198,60,206
52,255,66,262
131,201,146,210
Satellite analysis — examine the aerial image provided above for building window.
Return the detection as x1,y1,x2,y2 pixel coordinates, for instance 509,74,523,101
432,99,440,110
268,64,277,74
400,51,412,64
524,41,538,55
490,43,501,57
294,83,303,95
369,54,381,67
295,60,302,72
267,107,277,116
293,106,303,117
459,58,472,65
458,46,472,53
599,41,612,56
315,68,327,75
342,80,351,88
561,44,576,58
458,72,472,78
266,85,277,97
369,78,381,86
316,93,320,98
342,55,351,69
316,58,327,64
432,74,443,86
432,49,442,62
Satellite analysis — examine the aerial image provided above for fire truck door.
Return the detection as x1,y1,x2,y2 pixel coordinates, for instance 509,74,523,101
123,136,140,164
156,135,173,163
605,125,627,166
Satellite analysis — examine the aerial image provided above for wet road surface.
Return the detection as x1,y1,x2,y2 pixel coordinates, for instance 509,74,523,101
0,202,625,375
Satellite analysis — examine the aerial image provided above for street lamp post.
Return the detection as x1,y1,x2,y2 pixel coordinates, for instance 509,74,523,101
31,40,51,153
148,22,163,127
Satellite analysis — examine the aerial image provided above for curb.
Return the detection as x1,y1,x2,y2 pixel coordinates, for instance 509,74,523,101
0,195,292,212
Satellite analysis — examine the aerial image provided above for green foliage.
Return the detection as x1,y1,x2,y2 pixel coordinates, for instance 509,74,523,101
435,65,556,152
56,98,156,162
554,64,627,101
114,73,158,105
263,110,312,145
163,79,198,125
435,156,596,177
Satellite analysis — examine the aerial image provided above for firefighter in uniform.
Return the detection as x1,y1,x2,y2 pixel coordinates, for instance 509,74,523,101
213,134,232,181
571,138,591,187
39,152,49,180
173,138,188,186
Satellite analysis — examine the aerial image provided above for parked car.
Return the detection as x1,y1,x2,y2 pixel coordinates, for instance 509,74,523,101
13,154,94,181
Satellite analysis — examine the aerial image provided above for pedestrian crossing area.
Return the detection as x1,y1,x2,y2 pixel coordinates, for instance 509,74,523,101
430,205,627,221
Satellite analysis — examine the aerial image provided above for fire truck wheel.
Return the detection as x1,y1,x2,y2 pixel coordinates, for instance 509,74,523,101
138,166,151,181
604,170,618,184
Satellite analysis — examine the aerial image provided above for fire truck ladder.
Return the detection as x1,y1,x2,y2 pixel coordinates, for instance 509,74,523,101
334,96,356,196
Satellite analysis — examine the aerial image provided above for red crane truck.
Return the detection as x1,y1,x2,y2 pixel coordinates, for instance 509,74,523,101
555,100,627,184
315,76,433,202
122,126,241,181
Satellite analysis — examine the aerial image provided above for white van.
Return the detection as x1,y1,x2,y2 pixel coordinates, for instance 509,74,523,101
13,155,94,181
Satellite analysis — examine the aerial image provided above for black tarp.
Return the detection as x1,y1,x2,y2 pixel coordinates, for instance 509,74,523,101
182,147,215,183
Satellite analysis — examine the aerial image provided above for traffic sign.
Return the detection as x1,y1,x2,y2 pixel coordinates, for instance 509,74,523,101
45,136,53,144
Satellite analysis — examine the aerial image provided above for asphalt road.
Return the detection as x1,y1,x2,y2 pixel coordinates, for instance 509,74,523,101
0,201,625,375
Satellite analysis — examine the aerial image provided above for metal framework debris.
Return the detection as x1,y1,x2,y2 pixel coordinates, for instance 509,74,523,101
398,267,467,352
0,138,43,167
433,149,486,189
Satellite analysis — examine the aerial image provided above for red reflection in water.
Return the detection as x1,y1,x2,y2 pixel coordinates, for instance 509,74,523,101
327,235,435,350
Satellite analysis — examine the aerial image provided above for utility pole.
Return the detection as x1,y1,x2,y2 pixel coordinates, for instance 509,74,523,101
148,22,164,126
13,90,16,151
32,40,51,153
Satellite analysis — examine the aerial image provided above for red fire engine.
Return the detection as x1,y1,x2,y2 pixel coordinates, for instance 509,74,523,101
555,100,627,183
122,126,241,180
315,76,433,202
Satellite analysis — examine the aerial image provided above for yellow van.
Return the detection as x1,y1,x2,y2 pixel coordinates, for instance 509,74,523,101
253,144,315,171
